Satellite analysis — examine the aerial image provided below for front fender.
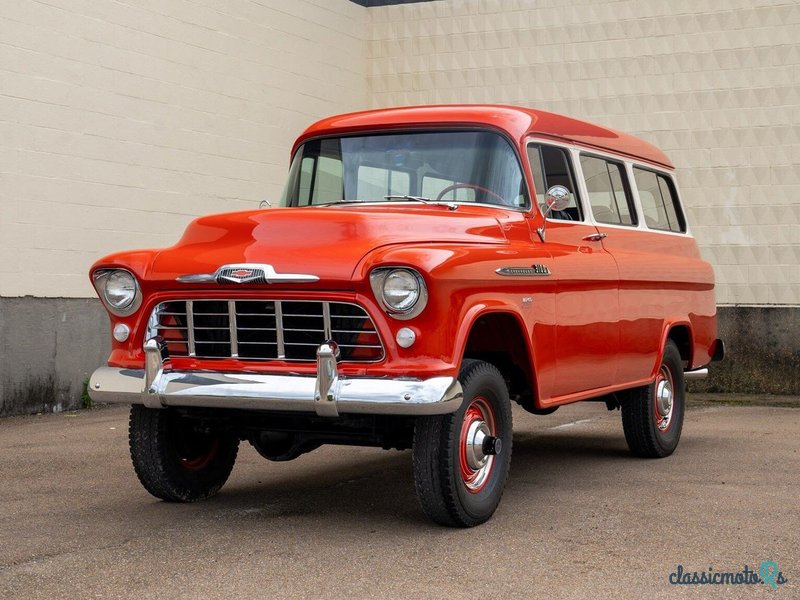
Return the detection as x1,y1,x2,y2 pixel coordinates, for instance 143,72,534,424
355,242,553,383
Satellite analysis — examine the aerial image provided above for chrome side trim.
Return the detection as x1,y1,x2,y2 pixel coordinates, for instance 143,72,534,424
176,263,319,284
683,368,708,380
176,273,216,283
495,265,551,277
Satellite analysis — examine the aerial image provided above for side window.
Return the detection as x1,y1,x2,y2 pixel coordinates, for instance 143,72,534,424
526,144,583,221
579,155,636,226
633,168,686,233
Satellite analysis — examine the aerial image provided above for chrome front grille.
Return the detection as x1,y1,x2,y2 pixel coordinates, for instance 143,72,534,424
148,300,383,362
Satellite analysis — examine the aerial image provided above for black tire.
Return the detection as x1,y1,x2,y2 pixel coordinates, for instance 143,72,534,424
129,405,239,502
621,340,685,458
412,359,513,527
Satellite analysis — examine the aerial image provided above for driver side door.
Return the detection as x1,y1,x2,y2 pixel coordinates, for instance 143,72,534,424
526,141,621,401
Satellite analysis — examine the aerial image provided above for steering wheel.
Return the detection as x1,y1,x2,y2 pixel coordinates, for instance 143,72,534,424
436,183,505,205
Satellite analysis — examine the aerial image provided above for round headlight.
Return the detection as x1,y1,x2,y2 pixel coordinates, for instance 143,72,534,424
381,269,420,312
369,267,428,320
104,270,137,310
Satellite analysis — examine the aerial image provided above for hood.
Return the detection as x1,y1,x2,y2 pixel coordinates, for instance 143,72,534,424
148,205,509,283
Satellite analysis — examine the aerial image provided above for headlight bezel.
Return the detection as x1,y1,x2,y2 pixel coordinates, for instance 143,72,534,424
92,268,142,317
369,267,428,320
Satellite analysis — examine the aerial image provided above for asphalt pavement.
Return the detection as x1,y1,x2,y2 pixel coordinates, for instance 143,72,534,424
0,398,797,599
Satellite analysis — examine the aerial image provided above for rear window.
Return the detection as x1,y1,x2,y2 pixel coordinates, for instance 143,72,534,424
633,168,686,233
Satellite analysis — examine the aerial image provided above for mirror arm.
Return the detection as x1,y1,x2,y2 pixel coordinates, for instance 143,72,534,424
536,204,554,242
536,185,570,242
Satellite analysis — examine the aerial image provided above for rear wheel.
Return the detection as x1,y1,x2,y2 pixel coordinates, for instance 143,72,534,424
621,340,685,458
412,359,513,527
129,405,239,502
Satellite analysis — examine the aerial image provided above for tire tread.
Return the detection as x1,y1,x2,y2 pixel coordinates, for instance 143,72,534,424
621,340,685,458
413,359,512,527
129,405,238,502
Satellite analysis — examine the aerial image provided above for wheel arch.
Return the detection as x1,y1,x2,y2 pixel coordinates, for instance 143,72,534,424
455,305,539,410
653,321,693,377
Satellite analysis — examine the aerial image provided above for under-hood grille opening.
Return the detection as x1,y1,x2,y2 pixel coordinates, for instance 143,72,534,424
147,299,383,362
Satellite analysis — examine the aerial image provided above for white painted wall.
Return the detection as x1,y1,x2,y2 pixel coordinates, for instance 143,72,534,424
0,0,367,296
368,0,800,305
2,0,798,306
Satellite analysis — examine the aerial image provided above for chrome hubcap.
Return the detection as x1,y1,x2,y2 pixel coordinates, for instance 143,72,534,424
465,420,491,470
459,397,496,493
655,367,674,432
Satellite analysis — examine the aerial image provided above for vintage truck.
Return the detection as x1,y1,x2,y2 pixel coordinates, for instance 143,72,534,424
88,105,723,527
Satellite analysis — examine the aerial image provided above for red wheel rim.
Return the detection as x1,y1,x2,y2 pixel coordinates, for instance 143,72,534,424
458,396,497,494
176,434,220,471
654,365,675,433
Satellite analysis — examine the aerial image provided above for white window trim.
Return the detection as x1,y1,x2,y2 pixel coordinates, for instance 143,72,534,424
525,135,692,238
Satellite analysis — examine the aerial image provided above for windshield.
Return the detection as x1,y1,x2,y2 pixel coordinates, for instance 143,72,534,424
280,130,529,209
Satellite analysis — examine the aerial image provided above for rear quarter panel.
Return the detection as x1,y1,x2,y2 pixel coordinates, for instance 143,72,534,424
602,228,717,380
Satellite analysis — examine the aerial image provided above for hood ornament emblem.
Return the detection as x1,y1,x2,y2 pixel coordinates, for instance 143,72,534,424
177,264,319,285
227,268,255,280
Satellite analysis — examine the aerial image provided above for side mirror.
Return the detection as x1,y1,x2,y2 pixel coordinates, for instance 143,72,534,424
536,185,571,242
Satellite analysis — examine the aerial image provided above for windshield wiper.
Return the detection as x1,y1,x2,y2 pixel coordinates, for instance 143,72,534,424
316,199,368,206
384,195,458,210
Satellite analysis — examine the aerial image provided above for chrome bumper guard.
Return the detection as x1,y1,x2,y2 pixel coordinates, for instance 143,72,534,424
88,338,463,418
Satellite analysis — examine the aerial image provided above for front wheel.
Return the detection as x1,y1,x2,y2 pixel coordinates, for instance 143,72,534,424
412,359,513,527
621,340,685,458
129,405,239,502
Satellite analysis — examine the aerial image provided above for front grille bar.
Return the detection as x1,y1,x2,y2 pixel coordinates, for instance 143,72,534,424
228,300,238,358
322,302,332,340
186,300,196,357
275,301,285,359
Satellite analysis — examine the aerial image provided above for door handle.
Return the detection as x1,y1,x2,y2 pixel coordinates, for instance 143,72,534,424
582,232,607,242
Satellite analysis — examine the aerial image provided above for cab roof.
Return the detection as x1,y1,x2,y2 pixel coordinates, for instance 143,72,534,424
294,104,673,169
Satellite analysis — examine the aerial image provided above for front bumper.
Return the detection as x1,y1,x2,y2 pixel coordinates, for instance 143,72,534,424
88,338,463,417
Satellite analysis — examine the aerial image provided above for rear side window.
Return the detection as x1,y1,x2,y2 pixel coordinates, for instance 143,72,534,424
633,168,686,233
526,144,583,221
580,155,636,226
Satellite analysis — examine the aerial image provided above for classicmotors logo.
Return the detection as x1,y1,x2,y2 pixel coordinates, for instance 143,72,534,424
669,561,788,588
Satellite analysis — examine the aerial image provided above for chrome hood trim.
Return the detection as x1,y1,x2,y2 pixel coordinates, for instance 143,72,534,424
176,263,319,284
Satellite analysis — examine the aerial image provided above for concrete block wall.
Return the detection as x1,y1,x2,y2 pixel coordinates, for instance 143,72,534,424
367,0,800,306
1,0,368,298
0,298,109,417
